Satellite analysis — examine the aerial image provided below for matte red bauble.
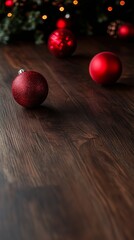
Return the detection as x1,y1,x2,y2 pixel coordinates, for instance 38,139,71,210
89,52,122,85
48,29,77,57
117,23,134,39
56,18,71,29
12,70,48,108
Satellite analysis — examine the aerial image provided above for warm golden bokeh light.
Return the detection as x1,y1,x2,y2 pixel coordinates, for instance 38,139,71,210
73,0,78,5
7,12,12,17
107,6,113,12
42,15,48,20
59,6,64,12
120,0,125,6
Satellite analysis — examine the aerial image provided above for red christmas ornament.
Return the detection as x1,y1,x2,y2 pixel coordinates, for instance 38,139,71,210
117,23,134,39
56,18,71,29
48,29,77,58
89,52,122,85
12,70,48,108
5,0,14,7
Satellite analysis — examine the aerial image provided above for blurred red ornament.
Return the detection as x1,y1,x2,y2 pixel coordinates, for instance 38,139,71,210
89,52,122,85
117,23,134,39
5,0,14,7
56,18,71,29
12,70,48,108
48,29,77,57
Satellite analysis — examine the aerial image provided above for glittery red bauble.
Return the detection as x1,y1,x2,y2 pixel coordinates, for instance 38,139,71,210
12,71,48,108
5,0,14,7
89,52,122,85
48,29,77,58
56,18,71,29
117,23,134,39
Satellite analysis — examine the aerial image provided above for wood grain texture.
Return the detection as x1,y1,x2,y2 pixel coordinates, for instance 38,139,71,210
0,36,133,240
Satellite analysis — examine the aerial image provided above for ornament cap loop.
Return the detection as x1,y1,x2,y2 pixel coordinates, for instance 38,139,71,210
18,69,25,75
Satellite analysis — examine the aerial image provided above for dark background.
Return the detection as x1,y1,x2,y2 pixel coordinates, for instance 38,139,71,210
79,0,134,34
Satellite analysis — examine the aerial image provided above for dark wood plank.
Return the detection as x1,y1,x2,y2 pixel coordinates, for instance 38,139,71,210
0,36,133,240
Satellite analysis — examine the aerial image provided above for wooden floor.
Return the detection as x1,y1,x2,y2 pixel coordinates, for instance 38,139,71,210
0,36,133,240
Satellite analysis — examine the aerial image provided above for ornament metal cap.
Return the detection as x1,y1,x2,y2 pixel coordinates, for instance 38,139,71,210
18,69,25,75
